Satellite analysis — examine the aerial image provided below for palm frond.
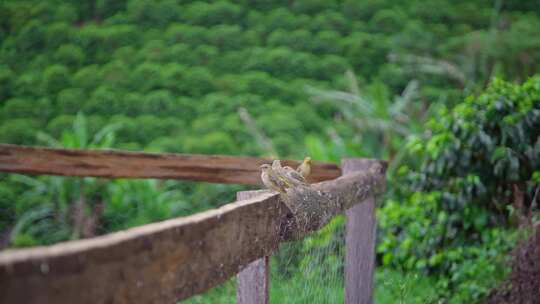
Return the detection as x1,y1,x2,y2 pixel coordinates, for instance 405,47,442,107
73,112,88,149
390,79,419,120
306,85,375,114
92,122,123,148
36,131,62,148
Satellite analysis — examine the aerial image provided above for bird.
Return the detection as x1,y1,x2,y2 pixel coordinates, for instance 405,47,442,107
271,160,294,187
260,164,288,193
272,160,308,187
283,165,308,185
296,156,312,178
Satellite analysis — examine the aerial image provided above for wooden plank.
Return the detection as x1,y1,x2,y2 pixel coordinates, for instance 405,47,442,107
0,192,284,304
0,144,340,185
237,191,270,304
345,196,376,304
343,159,380,304
0,165,386,304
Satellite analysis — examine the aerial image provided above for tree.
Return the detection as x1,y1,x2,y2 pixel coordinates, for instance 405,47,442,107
54,44,85,68
130,62,164,92
0,119,39,144
41,65,71,95
142,89,176,115
56,88,86,114
165,24,207,46
0,65,13,101
182,1,242,26
127,0,180,27
45,22,73,49
73,64,102,92
206,25,245,51
15,20,45,54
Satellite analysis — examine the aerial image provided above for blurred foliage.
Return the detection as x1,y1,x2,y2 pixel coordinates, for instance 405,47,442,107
0,0,539,302
1,0,539,156
378,76,540,302
3,113,244,247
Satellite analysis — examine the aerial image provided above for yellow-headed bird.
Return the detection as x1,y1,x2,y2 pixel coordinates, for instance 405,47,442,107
296,157,312,178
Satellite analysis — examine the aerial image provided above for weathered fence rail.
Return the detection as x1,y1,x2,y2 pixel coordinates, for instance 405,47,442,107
0,144,340,184
0,144,386,304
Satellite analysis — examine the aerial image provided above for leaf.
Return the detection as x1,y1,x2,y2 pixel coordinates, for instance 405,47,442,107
490,146,507,163
73,112,88,148
508,153,520,179
92,122,123,148
36,131,62,147
493,159,505,177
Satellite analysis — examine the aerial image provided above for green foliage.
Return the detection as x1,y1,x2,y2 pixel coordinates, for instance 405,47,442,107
374,269,438,303
307,74,425,165
54,44,85,68
0,65,13,100
4,113,199,247
102,179,188,231
1,0,539,301
378,76,540,301
2,0,538,159
41,64,70,95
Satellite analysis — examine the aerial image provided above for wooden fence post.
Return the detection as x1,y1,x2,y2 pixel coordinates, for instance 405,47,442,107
236,190,270,304
342,159,377,304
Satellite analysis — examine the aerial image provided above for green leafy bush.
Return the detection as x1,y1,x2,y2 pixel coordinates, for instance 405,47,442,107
379,75,540,301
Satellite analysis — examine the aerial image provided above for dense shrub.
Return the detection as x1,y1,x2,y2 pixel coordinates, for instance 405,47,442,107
54,44,85,68
0,65,13,101
41,64,71,95
379,76,540,301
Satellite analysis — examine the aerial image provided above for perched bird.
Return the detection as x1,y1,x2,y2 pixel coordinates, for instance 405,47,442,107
283,165,308,185
296,157,312,178
260,164,288,193
272,160,308,187
271,160,294,188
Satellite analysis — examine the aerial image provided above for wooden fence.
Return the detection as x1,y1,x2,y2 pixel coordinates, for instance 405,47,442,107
0,144,386,304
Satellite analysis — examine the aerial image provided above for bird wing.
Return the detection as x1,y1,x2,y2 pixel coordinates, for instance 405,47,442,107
261,171,286,192
283,166,307,185
289,169,306,182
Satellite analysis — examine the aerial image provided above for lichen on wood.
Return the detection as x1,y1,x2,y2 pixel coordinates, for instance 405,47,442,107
280,162,385,240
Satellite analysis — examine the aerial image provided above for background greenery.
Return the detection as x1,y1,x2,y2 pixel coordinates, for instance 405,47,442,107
1,0,539,303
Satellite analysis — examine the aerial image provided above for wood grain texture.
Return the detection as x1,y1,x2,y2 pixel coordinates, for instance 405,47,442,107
237,190,270,304
237,257,270,304
343,159,381,304
0,144,340,185
0,192,284,304
0,160,386,304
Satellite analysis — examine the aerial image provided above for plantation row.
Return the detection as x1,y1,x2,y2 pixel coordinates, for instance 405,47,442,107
1,0,539,302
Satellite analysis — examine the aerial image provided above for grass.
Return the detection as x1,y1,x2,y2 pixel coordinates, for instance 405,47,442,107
182,267,438,303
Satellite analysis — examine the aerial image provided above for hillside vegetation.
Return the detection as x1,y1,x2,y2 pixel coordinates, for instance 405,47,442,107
1,0,539,303
1,0,538,154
